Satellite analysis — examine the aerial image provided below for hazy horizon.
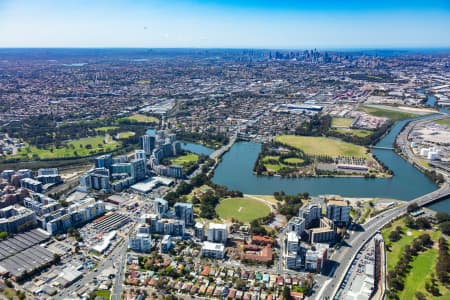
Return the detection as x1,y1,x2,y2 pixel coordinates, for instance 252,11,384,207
0,0,450,48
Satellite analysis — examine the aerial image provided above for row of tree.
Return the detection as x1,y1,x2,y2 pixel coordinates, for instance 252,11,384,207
387,233,434,298
436,237,450,285
175,131,229,149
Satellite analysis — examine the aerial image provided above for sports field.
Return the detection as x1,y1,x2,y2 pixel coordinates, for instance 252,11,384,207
283,157,305,164
17,136,120,159
361,105,419,121
169,153,199,166
119,113,159,123
331,117,353,128
216,197,271,223
275,135,369,158
117,131,135,139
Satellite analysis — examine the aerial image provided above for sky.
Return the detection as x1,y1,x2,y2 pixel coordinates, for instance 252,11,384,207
0,0,450,49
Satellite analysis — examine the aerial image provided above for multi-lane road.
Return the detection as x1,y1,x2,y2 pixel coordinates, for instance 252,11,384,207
316,182,450,299
313,112,450,299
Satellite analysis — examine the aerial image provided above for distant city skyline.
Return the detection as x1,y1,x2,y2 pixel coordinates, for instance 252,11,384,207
0,0,450,48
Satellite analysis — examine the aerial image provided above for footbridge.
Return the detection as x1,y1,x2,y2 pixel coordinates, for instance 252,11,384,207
369,145,394,150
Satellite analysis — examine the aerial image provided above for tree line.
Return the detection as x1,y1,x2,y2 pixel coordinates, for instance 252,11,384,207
386,233,434,299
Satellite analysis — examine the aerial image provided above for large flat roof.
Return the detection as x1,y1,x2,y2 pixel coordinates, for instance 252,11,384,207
131,176,174,193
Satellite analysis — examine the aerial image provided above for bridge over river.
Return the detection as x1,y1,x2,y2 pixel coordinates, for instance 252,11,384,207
319,182,450,300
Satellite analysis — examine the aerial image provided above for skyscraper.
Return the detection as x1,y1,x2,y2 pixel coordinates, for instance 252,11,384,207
140,135,155,155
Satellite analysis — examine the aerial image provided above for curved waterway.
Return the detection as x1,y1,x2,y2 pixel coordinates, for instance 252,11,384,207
208,117,449,213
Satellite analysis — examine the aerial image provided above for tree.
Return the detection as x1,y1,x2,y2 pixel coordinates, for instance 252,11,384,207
439,221,450,235
415,291,426,300
0,231,8,240
405,215,416,228
407,203,419,213
416,218,431,229
435,212,450,223
53,253,61,263
389,230,401,242
282,286,291,300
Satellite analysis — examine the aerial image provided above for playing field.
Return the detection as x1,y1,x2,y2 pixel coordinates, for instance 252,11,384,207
17,136,120,159
331,117,353,128
117,131,135,139
120,113,159,123
275,135,369,158
216,197,271,223
283,157,305,164
169,153,199,166
361,106,419,121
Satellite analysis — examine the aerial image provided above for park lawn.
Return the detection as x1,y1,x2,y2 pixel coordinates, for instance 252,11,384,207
398,248,450,300
216,197,271,223
436,118,450,126
276,135,369,158
382,218,442,271
261,155,287,171
170,153,199,166
17,136,120,159
331,117,353,128
117,131,135,139
361,105,419,121
398,249,437,300
120,113,159,123
262,155,280,162
95,126,119,132
333,128,373,138
95,290,111,299
264,163,284,172
283,157,305,164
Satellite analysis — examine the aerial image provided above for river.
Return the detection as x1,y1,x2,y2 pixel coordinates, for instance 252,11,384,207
207,109,449,213
148,101,450,212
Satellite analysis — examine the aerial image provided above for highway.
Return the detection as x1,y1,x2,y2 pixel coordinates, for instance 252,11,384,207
111,241,128,300
396,113,449,178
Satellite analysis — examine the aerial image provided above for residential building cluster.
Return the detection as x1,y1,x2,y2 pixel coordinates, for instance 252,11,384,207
79,151,147,192
127,199,194,252
1,168,62,194
142,130,184,178
283,201,350,272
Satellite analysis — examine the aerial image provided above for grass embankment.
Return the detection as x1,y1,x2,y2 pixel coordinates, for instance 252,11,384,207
215,197,271,223
382,218,450,299
275,135,369,158
17,136,120,159
361,105,420,121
